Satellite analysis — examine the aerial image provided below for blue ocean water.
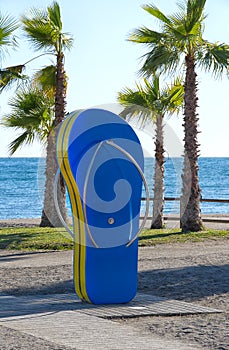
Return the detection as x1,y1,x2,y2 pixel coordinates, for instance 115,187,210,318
0,157,228,219
143,157,229,215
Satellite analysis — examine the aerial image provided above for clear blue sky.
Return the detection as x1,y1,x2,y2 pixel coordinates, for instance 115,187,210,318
0,0,229,157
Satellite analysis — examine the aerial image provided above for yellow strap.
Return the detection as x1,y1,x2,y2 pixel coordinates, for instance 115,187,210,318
57,113,90,302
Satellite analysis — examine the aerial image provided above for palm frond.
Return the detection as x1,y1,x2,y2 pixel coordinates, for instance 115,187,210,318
176,0,206,34
60,33,74,51
118,85,155,125
8,131,35,155
0,13,19,62
2,113,40,129
32,65,56,98
130,0,219,80
171,2,186,24
163,79,184,115
0,13,19,46
118,74,184,126
1,86,55,145
0,64,28,92
120,103,153,120
118,88,147,109
141,3,190,45
128,27,163,44
199,41,229,77
139,45,180,76
21,12,55,52
184,0,206,33
48,1,62,30
142,77,160,102
142,4,171,25
21,4,73,54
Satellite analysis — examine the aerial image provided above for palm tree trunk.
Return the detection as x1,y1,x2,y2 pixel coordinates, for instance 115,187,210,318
180,54,203,232
151,115,165,229
40,51,67,227
54,52,66,127
40,132,67,227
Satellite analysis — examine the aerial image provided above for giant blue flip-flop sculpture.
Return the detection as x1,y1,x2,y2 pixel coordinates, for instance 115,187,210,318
56,108,149,304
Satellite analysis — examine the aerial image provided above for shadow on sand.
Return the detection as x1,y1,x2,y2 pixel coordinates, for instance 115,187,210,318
138,264,229,301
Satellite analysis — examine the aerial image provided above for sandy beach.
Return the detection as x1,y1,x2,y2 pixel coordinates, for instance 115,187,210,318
0,217,228,349
0,214,229,230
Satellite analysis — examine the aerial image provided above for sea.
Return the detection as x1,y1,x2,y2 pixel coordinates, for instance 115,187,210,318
0,157,228,219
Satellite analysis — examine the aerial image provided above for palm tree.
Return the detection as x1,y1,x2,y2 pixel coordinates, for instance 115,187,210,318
128,0,229,232
118,75,183,228
21,2,73,227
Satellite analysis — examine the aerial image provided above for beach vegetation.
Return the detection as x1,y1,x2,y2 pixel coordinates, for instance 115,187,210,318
118,74,183,229
0,226,228,251
139,228,229,246
0,227,73,251
128,0,229,232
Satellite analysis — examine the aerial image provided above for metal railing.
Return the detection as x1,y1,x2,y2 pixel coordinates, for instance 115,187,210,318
140,197,229,223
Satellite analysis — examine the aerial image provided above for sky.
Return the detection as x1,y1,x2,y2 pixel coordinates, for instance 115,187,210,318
0,0,229,157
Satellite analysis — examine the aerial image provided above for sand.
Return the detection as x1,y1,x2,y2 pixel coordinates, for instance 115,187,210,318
0,218,228,349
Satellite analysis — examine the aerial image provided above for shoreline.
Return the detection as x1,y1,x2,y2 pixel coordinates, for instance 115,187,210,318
0,214,228,230
0,218,41,228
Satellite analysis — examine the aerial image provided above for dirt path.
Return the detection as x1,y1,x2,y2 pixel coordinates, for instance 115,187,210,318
129,240,229,350
0,238,228,349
